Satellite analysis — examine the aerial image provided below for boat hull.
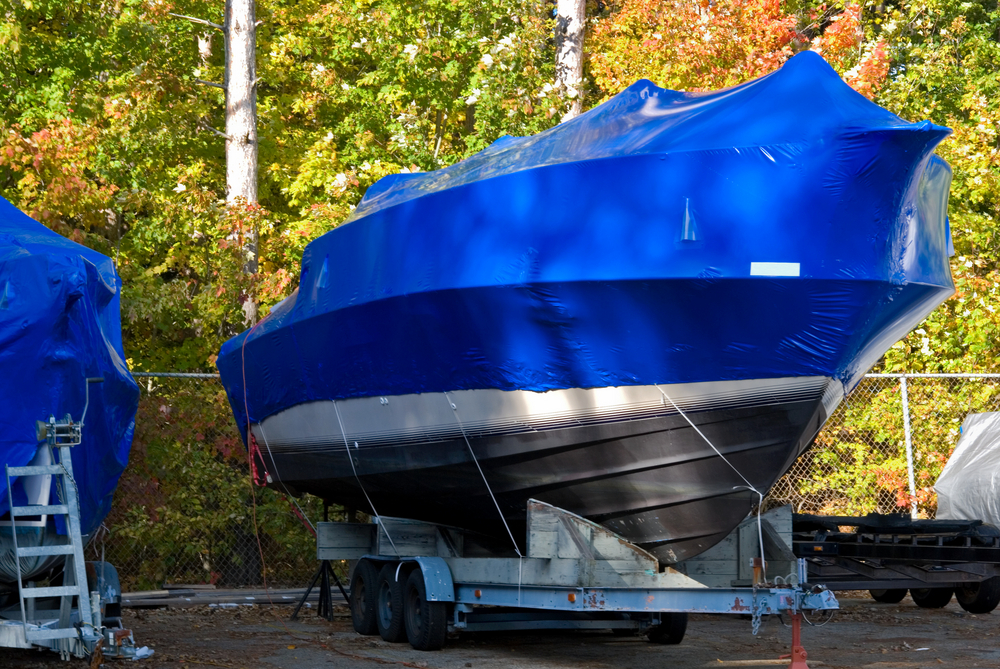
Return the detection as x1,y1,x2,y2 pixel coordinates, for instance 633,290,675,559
252,376,841,564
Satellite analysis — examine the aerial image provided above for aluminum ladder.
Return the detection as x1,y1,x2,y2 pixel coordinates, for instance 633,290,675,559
4,378,103,651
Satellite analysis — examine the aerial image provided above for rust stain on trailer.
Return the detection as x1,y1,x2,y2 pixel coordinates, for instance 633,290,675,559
731,597,751,612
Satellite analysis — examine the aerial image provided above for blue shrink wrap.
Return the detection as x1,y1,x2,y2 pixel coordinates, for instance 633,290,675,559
0,196,139,536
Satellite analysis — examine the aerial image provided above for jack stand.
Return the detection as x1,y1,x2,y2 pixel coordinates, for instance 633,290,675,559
290,560,349,621
291,503,350,622
778,612,809,669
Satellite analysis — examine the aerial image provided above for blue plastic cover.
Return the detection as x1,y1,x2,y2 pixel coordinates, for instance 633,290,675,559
218,52,955,440
0,196,139,535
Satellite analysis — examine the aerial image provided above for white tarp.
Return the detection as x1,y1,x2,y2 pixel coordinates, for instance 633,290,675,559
935,412,1000,525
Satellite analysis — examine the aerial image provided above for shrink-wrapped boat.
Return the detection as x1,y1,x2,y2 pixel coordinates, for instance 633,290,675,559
218,52,955,563
0,197,139,581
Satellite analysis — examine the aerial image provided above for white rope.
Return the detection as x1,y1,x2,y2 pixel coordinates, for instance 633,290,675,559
333,400,399,556
445,393,522,557
445,393,524,606
256,422,316,534
655,385,768,583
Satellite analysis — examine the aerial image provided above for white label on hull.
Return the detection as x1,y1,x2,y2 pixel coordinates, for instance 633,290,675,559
750,262,800,277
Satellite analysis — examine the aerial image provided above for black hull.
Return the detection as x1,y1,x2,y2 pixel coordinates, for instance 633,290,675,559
259,394,829,564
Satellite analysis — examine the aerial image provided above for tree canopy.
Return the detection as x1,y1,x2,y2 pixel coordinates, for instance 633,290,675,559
3,0,994,375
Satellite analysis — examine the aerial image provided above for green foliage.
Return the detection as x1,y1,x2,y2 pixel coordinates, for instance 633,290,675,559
875,0,1000,373
772,378,1000,518
105,378,337,589
0,0,562,373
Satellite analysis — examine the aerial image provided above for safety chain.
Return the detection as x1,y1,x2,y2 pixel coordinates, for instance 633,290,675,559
751,582,762,636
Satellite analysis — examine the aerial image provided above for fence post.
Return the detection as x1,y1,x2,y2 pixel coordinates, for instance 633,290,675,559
900,376,918,519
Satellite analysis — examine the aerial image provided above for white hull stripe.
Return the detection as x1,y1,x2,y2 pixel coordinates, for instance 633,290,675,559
253,376,843,454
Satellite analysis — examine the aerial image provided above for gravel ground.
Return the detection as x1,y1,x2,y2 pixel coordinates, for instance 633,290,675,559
1,594,998,668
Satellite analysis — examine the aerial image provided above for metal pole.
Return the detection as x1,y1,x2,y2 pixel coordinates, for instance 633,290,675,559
900,376,918,519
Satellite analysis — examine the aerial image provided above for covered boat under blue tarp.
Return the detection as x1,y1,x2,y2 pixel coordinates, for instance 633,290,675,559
218,52,955,563
0,196,139,577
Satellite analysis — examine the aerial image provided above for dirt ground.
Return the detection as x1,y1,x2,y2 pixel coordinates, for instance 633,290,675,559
2,594,999,668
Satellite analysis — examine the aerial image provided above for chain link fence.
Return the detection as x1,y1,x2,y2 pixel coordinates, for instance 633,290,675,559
769,374,1000,517
99,373,1000,591
98,374,335,592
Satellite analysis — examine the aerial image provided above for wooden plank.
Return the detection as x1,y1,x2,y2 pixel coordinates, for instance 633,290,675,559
317,521,376,560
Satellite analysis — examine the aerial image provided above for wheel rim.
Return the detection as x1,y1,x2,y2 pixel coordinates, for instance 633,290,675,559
378,581,392,628
355,580,367,615
411,592,424,635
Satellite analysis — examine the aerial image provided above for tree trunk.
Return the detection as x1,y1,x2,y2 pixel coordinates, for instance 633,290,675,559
555,0,585,122
225,0,259,324
225,0,258,207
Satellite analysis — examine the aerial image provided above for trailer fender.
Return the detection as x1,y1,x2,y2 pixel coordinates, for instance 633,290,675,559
408,557,455,602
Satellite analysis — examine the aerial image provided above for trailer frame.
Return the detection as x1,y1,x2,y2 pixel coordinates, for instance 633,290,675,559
314,499,838,652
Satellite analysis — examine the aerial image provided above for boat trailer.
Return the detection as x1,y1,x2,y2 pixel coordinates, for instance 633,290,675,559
305,500,836,666
793,512,1000,613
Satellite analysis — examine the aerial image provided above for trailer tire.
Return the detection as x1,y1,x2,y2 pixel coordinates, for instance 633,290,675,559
957,577,1000,614
350,559,379,635
376,564,408,642
404,569,447,651
647,612,687,645
910,587,954,609
869,588,907,604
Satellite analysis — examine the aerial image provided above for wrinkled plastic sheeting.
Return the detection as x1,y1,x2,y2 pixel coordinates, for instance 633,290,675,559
0,196,139,536
936,413,1000,527
218,52,956,442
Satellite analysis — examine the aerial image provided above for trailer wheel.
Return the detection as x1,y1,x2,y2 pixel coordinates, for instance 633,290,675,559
910,587,954,609
956,577,1000,614
376,563,408,642
350,559,379,635
404,569,448,651
647,612,687,645
869,588,907,604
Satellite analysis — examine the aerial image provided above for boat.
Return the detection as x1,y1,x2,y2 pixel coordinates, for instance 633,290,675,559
0,196,139,582
217,52,955,564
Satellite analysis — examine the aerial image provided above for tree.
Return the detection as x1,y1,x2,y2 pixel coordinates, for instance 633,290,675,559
224,0,258,207
0,0,562,372
556,0,586,120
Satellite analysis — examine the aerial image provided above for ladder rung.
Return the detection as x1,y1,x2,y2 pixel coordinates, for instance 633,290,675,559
19,586,85,598
11,505,68,517
16,545,75,557
6,465,63,477
25,627,83,641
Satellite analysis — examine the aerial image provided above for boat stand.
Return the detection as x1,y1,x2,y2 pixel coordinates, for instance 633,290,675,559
290,559,350,622
291,504,350,621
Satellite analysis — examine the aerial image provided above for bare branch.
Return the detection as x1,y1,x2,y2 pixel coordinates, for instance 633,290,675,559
169,13,224,31
198,120,230,140
195,78,226,90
